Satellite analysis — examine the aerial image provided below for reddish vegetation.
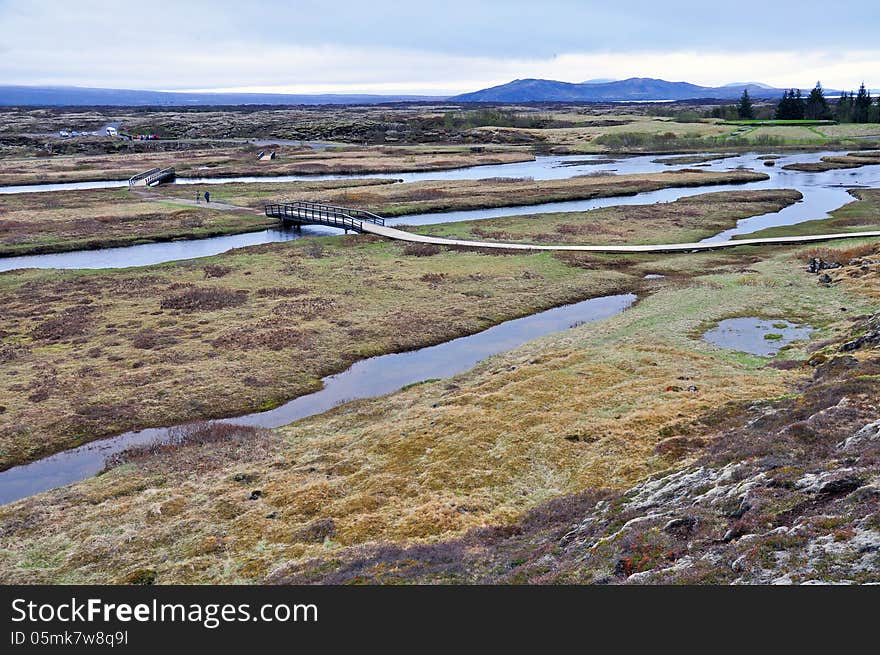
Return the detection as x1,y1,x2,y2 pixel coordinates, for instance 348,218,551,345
104,421,266,470
403,243,442,257
160,287,248,312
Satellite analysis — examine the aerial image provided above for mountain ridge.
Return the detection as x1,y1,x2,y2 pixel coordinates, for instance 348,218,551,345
0,85,446,107
450,77,833,102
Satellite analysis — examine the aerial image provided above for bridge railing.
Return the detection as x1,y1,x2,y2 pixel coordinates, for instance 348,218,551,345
264,201,385,232
128,167,175,187
128,168,161,187
283,201,385,226
144,167,175,187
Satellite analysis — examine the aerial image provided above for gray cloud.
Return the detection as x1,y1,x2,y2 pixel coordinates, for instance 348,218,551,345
1,0,877,93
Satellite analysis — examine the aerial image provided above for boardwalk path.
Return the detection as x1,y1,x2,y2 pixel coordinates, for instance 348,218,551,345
141,191,880,254
265,201,880,253
362,222,880,253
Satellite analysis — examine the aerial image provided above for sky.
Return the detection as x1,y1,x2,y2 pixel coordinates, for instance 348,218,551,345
1,0,878,95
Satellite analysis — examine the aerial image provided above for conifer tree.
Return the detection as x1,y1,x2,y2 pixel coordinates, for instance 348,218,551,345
836,91,853,123
737,88,754,119
775,90,790,119
854,83,872,123
805,82,830,120
776,89,805,120
792,89,806,119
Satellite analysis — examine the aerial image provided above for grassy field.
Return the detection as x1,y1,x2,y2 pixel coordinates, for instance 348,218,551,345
413,190,802,245
816,123,880,138
722,120,836,126
0,145,534,187
0,231,874,583
0,169,769,256
0,185,797,470
739,188,880,241
0,179,396,256
157,168,768,214
1,103,879,585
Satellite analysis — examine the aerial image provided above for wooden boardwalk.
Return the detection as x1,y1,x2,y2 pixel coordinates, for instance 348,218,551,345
266,201,880,253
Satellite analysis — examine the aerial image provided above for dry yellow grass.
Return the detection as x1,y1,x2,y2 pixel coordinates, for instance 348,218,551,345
0,179,394,256
0,243,873,584
153,168,768,217
0,145,533,186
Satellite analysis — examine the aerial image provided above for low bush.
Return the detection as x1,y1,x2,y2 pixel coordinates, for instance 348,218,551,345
160,287,248,312
403,242,441,257
104,422,265,469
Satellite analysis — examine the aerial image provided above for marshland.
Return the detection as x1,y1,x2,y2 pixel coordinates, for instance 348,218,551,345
1,99,879,585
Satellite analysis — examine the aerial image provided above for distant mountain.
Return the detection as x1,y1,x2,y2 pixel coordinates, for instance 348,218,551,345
722,81,775,89
450,77,815,102
581,78,618,85
0,85,445,107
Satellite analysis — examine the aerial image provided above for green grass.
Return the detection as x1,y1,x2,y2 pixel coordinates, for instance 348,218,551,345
723,120,837,126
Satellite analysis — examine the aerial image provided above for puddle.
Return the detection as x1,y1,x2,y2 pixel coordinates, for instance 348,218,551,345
703,317,813,356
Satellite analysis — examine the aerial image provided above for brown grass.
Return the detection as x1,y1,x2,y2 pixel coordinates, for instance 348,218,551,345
159,287,248,312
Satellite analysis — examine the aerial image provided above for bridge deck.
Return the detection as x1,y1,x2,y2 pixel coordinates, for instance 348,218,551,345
129,167,175,188
265,201,384,232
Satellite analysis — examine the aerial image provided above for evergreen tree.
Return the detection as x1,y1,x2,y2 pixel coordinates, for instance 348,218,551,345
854,83,872,123
737,89,754,119
836,91,853,123
805,82,830,120
775,90,790,119
792,89,806,119
776,89,805,120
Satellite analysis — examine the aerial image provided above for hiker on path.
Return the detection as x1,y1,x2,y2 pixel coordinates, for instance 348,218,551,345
204,191,210,204
195,190,200,204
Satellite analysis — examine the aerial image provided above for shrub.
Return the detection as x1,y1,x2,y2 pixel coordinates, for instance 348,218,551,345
419,273,446,285
131,329,178,350
255,286,308,298
160,287,247,312
30,306,94,341
303,241,325,259
104,421,265,469
403,242,441,257
203,265,232,279
803,244,877,266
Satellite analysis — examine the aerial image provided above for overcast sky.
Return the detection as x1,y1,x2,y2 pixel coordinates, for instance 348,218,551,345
1,0,877,94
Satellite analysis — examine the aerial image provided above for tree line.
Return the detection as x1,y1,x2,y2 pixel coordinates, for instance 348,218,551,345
734,82,879,122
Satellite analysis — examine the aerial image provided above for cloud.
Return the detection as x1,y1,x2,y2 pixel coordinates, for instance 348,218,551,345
1,1,877,93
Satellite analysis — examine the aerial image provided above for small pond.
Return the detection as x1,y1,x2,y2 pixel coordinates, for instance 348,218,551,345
702,317,813,356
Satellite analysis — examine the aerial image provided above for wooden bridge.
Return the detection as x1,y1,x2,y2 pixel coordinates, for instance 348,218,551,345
265,201,880,253
264,201,385,232
128,167,175,188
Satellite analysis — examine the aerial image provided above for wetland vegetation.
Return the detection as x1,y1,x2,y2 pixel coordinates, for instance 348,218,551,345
1,101,879,585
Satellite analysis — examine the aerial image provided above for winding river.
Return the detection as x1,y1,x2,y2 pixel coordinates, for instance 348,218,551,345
1,151,879,272
0,293,636,504
1,149,879,503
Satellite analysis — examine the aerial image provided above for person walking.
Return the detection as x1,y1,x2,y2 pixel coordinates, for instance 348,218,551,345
195,190,200,204
204,191,210,204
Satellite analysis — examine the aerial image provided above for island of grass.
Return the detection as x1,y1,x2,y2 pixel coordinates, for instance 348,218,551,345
0,168,769,257
0,186,799,469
